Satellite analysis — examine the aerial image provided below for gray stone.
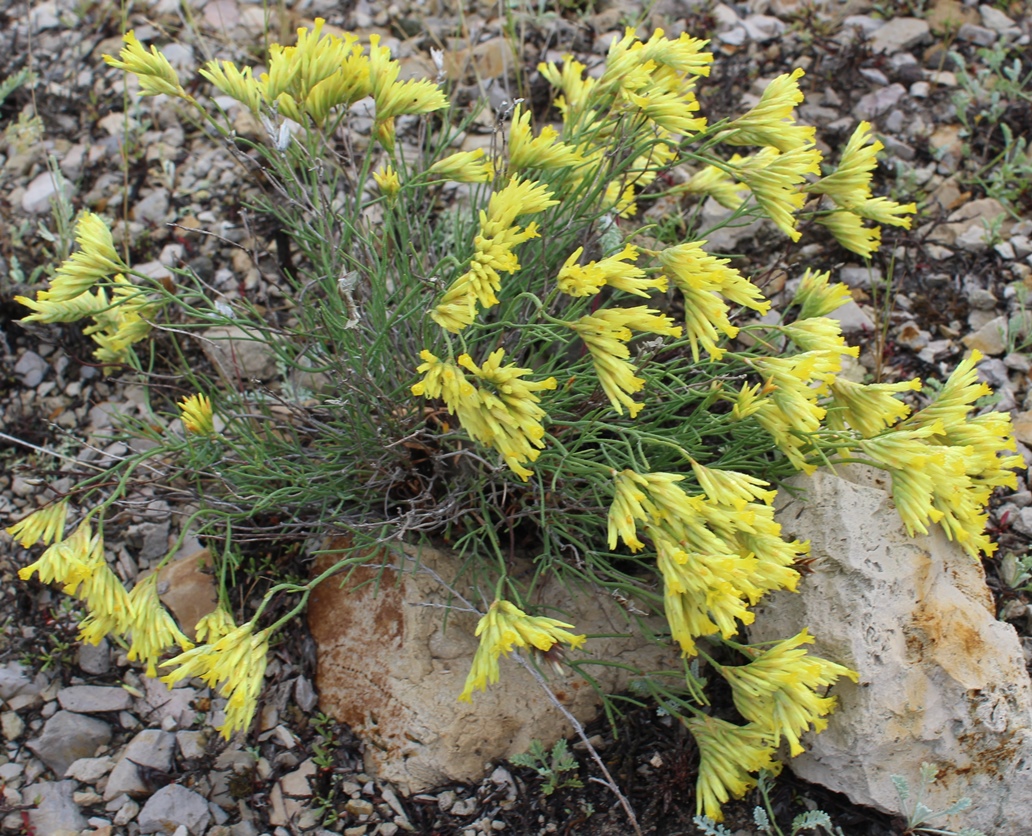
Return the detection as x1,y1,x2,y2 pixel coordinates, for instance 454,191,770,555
0,663,36,700
751,466,1032,836
202,325,280,383
741,14,785,43
176,730,209,760
77,640,111,676
979,5,1018,35
957,23,998,46
138,784,211,835
1,710,25,740
14,351,48,388
22,781,86,836
22,171,71,214
104,729,176,800
853,83,907,120
27,711,112,778
1011,507,1032,539
57,685,133,714
868,17,930,54
827,300,874,335
133,188,171,226
64,755,115,783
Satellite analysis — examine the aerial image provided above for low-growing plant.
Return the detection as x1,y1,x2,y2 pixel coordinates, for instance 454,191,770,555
893,762,987,836
4,20,1022,826
511,738,584,796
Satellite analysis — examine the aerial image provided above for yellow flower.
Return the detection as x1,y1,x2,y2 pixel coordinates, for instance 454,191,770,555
373,164,401,196
82,275,155,369
810,120,881,207
17,290,108,324
653,527,757,654
538,55,595,126
125,576,193,678
908,350,990,431
624,83,706,137
411,350,474,404
827,377,922,437
484,178,558,232
853,196,917,228
195,606,238,643
732,146,822,241
179,393,216,437
781,316,859,360
684,165,746,210
455,349,557,480
41,213,127,303
690,462,777,510
163,621,270,738
77,564,132,636
722,69,814,153
103,31,186,98
5,501,69,548
607,469,651,552
569,307,682,417
426,149,495,183
685,715,779,822
637,29,712,77
817,209,882,258
718,629,858,758
792,268,852,319
18,520,94,585
507,103,582,171
557,245,663,298
658,240,769,362
200,60,263,114
459,599,585,702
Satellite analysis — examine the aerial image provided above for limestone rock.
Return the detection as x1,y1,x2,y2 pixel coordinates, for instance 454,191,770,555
868,17,931,54
749,466,1032,836
309,542,678,793
202,325,280,383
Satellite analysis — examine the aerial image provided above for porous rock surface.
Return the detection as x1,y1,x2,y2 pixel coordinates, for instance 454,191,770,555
749,465,1032,836
309,542,678,793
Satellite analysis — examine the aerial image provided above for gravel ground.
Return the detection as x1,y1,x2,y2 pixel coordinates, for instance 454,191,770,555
1,0,1031,834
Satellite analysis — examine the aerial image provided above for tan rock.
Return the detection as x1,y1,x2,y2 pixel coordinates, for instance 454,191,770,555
309,541,677,792
156,549,217,640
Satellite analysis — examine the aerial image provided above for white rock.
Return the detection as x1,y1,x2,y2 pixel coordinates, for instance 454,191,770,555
27,711,112,778
750,466,1032,836
868,17,930,54
957,23,997,46
13,351,48,388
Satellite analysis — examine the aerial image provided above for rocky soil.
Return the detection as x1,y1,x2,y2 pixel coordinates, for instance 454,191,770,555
1,0,1031,834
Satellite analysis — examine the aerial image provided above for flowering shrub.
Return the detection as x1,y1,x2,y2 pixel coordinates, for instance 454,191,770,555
6,21,1023,822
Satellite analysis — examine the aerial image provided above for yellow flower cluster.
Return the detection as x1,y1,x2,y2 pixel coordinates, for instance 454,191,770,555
163,618,270,738
179,393,216,438
9,514,191,676
859,351,1023,557
412,349,557,480
199,20,446,144
687,630,857,821
658,240,771,361
103,31,187,99
569,307,682,417
812,122,917,257
431,178,557,332
607,466,804,657
459,599,585,702
16,213,153,369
